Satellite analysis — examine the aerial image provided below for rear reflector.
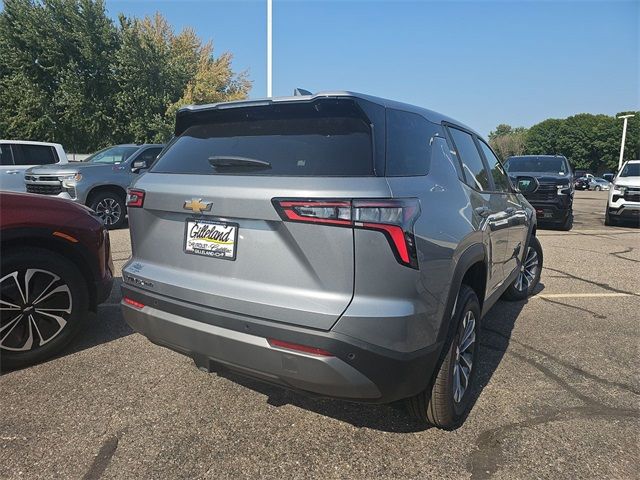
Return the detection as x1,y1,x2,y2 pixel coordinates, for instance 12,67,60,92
123,297,145,309
272,198,420,268
126,189,145,208
268,338,333,356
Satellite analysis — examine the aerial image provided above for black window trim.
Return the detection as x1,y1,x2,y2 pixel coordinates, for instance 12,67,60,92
443,123,496,193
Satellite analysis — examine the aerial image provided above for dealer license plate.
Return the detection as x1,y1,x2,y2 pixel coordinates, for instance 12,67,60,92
184,219,238,260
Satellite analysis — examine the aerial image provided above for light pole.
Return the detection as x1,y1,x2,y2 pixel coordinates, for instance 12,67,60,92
618,114,635,171
267,0,272,97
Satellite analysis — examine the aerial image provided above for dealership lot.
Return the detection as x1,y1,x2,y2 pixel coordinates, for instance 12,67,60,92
1,191,638,479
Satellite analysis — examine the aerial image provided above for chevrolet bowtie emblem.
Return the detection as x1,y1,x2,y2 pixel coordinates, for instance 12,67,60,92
183,198,212,214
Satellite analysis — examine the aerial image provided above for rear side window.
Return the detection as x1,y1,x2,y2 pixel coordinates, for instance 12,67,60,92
152,100,374,176
0,145,13,165
478,140,511,192
386,109,437,176
12,145,57,165
448,128,491,191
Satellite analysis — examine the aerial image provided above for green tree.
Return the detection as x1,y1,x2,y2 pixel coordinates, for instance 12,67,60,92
0,0,119,152
0,2,251,152
113,13,250,144
488,124,528,160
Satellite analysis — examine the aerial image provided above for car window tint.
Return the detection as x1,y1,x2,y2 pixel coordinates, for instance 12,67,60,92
478,141,511,192
0,145,13,165
448,128,491,191
386,109,436,176
13,145,57,165
152,99,374,176
139,147,163,162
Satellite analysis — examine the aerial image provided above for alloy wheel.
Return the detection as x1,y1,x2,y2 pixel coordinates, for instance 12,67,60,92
453,310,476,403
95,198,121,226
515,246,539,292
0,269,72,351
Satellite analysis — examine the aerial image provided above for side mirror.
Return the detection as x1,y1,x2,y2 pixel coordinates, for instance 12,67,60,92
131,159,148,172
514,176,539,194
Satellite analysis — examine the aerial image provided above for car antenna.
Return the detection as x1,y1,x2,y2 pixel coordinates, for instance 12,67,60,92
293,88,312,96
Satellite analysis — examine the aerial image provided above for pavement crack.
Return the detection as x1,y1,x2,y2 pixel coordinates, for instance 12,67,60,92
544,266,639,296
610,247,640,263
539,296,606,319
483,327,640,396
82,434,120,480
469,405,639,480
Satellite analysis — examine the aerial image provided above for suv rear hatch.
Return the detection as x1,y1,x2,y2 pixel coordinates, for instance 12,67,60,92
124,98,391,330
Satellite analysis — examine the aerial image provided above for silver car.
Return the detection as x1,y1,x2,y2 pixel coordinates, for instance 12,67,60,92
24,144,164,229
121,91,542,429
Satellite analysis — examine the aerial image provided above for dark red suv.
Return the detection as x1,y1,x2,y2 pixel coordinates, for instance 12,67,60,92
0,192,113,369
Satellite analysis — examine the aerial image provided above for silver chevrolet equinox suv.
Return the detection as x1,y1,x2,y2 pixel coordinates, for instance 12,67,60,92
121,92,542,429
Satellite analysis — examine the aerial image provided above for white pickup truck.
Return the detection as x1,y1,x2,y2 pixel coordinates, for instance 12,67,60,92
606,160,640,226
0,140,68,192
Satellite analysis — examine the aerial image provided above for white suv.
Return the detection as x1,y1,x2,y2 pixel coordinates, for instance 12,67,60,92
0,140,68,192
605,160,640,226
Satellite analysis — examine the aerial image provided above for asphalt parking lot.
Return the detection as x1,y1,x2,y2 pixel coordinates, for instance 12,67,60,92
1,190,638,479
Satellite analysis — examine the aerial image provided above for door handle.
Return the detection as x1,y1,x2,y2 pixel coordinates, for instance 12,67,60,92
5,170,20,174
474,206,491,218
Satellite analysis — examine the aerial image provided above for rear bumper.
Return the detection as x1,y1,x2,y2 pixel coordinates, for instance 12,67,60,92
121,284,442,403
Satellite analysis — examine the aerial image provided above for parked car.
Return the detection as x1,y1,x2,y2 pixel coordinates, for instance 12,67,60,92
602,173,614,182
574,170,593,180
605,160,640,226
0,140,68,192
120,91,543,429
588,177,611,191
0,192,113,369
574,177,590,190
504,154,574,230
24,144,164,229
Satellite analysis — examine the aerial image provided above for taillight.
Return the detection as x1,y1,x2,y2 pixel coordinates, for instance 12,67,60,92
126,189,145,208
272,198,420,268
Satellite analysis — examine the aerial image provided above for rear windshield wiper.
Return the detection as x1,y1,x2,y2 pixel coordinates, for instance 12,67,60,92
208,156,271,169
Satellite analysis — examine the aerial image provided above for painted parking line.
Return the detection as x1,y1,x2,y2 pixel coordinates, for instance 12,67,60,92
533,292,639,299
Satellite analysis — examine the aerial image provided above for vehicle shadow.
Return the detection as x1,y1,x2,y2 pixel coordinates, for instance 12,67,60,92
0,277,133,375
217,283,544,433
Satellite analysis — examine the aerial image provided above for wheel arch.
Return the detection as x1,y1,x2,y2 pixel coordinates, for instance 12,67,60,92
1,231,98,311
437,243,487,344
86,184,127,205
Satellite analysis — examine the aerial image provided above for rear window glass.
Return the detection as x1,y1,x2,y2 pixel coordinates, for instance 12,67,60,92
504,156,568,174
386,109,437,176
152,100,374,176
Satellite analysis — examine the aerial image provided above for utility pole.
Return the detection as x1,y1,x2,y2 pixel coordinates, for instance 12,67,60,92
618,114,635,171
267,0,272,97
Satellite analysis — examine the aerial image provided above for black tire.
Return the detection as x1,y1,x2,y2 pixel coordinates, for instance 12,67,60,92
595,186,601,191
1,248,89,370
604,210,615,226
559,212,573,231
89,190,126,230
407,285,481,430
502,235,543,301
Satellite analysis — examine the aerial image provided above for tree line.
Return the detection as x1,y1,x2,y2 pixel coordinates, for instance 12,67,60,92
0,0,251,153
489,112,640,174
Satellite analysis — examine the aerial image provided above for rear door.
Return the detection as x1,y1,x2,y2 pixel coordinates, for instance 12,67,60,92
448,127,513,294
1,144,59,192
125,99,391,330
0,143,23,191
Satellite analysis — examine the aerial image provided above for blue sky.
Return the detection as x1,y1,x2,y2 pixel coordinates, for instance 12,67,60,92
108,0,638,135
